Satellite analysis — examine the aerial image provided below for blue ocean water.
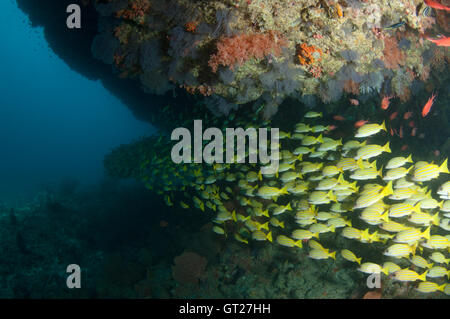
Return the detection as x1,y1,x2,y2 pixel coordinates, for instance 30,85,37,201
0,0,154,204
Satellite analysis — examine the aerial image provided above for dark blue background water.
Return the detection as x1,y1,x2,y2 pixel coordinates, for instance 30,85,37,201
0,0,154,204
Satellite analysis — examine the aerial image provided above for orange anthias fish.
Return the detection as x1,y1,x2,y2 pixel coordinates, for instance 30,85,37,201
426,36,450,47
354,120,368,128
424,0,450,12
403,111,413,120
422,92,437,117
390,111,398,120
333,115,346,121
381,95,392,110
349,98,359,106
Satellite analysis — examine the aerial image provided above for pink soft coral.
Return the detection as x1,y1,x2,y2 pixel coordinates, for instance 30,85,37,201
208,31,287,73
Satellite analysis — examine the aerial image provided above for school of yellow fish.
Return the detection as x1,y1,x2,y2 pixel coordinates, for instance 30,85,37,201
144,111,450,296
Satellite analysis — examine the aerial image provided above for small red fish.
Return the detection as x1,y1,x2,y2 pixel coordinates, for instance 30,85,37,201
390,127,394,136
424,0,450,12
411,127,418,136
434,150,441,156
401,145,409,151
408,120,415,128
403,111,413,120
422,92,437,117
333,115,346,121
354,120,368,128
426,36,450,47
390,111,398,120
399,125,404,138
327,125,338,131
349,98,359,106
381,95,393,110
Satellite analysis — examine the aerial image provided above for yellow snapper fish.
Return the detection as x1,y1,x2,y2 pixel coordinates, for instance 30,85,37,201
429,252,450,265
336,157,359,171
321,165,343,177
317,138,342,151
419,198,443,210
383,166,413,181
441,199,450,213
234,233,248,244
308,190,337,205
308,240,329,252
394,177,415,189
410,255,433,269
393,227,430,245
427,266,450,279
341,249,362,265
437,181,450,198
309,223,335,234
341,227,363,240
291,229,318,240
212,225,226,236
327,217,351,228
354,120,386,138
416,281,446,294
293,146,314,155
421,235,450,250
308,249,336,260
354,181,393,209
214,210,237,223
360,208,389,225
386,154,413,169
383,262,401,274
355,142,391,160
408,211,440,226
294,123,312,133
269,217,285,228
316,211,340,221
280,171,303,183
304,111,323,118
358,262,388,275
300,162,324,174
315,175,343,190
276,235,303,248
412,158,449,182
272,202,292,215
392,269,428,282
301,134,324,146
342,140,366,153
256,186,288,199
388,202,421,218
350,166,382,180
252,230,273,242
383,243,416,258
311,125,330,133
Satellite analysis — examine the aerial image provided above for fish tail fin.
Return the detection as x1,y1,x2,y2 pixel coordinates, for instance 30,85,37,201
439,158,449,174
319,112,323,117
381,120,387,132
383,141,391,153
432,212,440,226
258,170,262,181
418,270,428,282
295,240,303,248
267,231,273,242
286,202,292,211
437,284,446,292
280,221,285,229
361,140,367,146
232,210,237,222
413,202,422,214
406,154,413,163
330,251,336,260
378,165,383,178
383,181,394,196
281,186,289,195
422,226,431,240
381,268,389,276
317,134,324,143
356,257,362,265
297,154,303,161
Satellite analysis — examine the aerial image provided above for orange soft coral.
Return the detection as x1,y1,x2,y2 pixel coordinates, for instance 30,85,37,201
208,31,287,73
297,43,323,65
382,36,405,69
